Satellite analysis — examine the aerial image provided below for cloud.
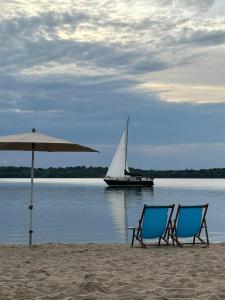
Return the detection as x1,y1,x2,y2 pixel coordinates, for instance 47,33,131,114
128,142,225,170
175,0,215,11
180,29,225,47
0,1,224,78
2,141,225,170
0,1,224,169
0,11,171,80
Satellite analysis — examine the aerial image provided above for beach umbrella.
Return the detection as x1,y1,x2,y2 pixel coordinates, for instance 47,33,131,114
0,128,98,246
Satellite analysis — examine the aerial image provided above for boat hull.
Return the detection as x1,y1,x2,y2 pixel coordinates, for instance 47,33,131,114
104,177,154,187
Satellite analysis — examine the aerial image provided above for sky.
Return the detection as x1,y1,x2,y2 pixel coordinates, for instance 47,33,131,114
0,0,225,170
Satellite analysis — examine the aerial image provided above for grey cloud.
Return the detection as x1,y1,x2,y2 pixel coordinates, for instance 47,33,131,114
0,11,88,70
2,2,222,80
0,1,225,170
0,4,223,82
180,28,225,47
1,60,225,170
0,73,147,127
178,0,215,11
0,9,170,76
155,0,215,11
1,68,225,145
130,59,166,73
131,142,225,170
1,11,87,35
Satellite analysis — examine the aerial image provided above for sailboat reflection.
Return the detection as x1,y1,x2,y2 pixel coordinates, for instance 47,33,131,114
104,187,153,243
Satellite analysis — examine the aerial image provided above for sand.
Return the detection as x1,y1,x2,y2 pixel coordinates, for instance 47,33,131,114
0,243,225,300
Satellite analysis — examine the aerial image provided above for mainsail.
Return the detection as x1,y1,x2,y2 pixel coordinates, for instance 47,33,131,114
106,119,130,178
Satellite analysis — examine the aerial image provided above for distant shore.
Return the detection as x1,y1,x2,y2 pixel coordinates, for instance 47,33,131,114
1,166,225,178
1,243,225,299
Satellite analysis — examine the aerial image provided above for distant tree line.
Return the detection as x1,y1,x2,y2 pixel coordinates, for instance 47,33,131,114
135,168,225,178
0,166,107,178
1,166,225,178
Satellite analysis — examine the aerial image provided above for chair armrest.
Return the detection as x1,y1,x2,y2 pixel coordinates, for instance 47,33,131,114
127,226,138,230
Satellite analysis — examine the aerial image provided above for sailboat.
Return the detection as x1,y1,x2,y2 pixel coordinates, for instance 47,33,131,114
104,117,154,187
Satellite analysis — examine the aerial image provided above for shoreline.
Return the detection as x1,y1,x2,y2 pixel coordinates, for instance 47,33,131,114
1,243,225,299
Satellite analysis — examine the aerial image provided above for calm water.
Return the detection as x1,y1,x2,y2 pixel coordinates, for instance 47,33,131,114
0,178,225,244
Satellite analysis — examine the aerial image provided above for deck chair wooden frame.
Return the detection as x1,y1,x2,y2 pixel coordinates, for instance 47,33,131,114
169,204,209,247
128,204,175,248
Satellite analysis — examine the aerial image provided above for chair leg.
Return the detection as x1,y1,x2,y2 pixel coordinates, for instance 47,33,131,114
195,221,209,246
167,231,174,246
136,236,147,248
164,228,171,243
158,237,161,246
140,239,147,248
205,223,209,245
193,236,196,245
168,226,176,246
168,233,177,247
172,235,175,246
175,237,183,247
163,228,168,240
131,228,136,246
196,235,205,243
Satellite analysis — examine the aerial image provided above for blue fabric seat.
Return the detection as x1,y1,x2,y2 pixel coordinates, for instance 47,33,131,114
170,204,209,246
128,204,175,247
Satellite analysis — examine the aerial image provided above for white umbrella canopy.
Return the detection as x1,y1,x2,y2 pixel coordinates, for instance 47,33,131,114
0,130,97,152
0,128,98,246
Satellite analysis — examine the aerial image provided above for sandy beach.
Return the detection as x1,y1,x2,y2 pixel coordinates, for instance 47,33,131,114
0,243,225,299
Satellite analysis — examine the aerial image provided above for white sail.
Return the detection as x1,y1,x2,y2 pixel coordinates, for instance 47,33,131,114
106,126,129,178
104,117,154,187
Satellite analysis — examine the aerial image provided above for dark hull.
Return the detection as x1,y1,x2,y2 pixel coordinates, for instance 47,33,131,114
104,178,154,187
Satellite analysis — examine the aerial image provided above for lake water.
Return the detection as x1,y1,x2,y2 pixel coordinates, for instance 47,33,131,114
0,178,225,245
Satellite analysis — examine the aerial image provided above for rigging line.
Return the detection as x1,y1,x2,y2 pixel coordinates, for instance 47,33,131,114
124,116,129,173
129,121,150,171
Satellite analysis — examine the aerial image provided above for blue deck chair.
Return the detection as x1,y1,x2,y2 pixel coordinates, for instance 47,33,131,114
128,204,175,247
169,204,209,247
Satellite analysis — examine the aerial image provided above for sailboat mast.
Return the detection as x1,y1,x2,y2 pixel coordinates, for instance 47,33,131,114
124,116,129,174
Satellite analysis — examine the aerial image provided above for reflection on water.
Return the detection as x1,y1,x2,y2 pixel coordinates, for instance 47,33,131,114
0,178,225,244
105,187,154,243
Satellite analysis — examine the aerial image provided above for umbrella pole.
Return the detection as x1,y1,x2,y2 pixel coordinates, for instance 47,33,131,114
29,144,35,246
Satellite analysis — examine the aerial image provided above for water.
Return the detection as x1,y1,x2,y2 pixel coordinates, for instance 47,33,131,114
0,178,225,244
